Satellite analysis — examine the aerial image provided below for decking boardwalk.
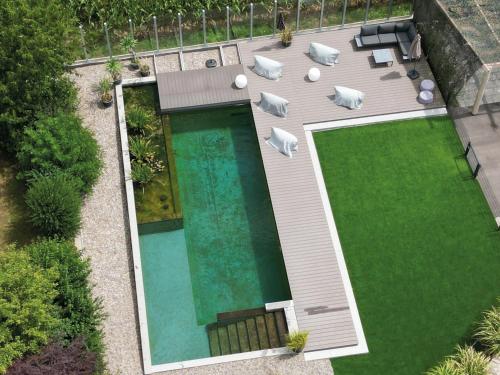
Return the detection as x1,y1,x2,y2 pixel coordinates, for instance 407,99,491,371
237,25,445,352
157,64,250,112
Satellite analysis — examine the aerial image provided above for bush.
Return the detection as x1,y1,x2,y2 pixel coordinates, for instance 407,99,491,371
426,345,490,375
25,173,82,239
24,239,104,359
126,107,153,135
7,337,96,375
474,300,500,356
17,113,102,195
286,331,309,353
426,359,461,375
0,249,61,373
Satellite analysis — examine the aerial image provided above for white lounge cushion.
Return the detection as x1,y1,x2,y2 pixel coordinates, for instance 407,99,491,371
266,127,298,158
254,55,283,80
334,86,365,109
259,92,289,117
309,42,340,66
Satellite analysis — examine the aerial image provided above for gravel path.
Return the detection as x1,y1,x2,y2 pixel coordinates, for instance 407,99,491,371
72,61,332,375
183,48,221,70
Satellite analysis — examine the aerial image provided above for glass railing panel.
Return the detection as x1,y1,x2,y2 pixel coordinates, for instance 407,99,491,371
321,0,343,28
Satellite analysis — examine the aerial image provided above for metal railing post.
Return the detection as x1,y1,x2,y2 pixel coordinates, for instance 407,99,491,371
319,0,325,30
79,25,89,61
226,6,230,42
387,0,393,19
273,0,277,37
296,0,301,33
178,13,183,50
341,0,347,27
202,10,207,46
364,0,371,24
129,18,133,37
153,16,159,52
104,22,112,57
250,3,254,40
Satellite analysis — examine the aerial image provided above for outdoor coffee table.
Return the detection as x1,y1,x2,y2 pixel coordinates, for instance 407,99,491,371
372,49,393,66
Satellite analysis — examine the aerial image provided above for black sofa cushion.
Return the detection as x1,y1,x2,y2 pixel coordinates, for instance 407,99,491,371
379,33,397,44
360,24,378,36
361,35,380,46
396,32,410,43
378,23,396,34
399,41,412,56
395,22,410,32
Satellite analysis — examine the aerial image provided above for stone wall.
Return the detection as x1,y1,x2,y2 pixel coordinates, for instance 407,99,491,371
413,0,499,107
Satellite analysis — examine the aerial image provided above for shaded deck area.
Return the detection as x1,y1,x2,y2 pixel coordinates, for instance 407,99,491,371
238,25,445,354
157,64,249,112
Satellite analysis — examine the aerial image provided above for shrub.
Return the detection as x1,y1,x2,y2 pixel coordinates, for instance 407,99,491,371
17,113,102,194
7,337,96,375
0,249,61,373
131,160,154,193
25,173,82,239
129,135,156,162
426,345,490,375
426,359,460,375
474,300,500,356
24,239,104,359
126,107,153,135
286,331,309,353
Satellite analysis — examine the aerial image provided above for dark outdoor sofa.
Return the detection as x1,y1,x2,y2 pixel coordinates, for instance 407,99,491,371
354,22,417,60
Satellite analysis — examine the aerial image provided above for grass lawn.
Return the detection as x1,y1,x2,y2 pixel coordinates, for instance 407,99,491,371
313,116,500,375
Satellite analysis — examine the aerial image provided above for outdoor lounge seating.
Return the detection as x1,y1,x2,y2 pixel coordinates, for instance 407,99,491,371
309,42,340,65
253,55,283,80
334,86,365,109
266,127,298,158
354,22,417,60
259,92,289,117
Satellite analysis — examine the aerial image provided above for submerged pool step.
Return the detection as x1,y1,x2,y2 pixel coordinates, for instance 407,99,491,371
206,309,288,357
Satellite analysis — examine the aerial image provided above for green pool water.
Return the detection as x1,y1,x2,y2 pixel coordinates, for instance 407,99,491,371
139,105,290,365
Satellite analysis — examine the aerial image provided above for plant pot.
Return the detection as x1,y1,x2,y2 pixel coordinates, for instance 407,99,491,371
140,68,150,77
293,347,303,354
113,74,122,85
282,40,291,48
101,94,113,108
130,61,140,70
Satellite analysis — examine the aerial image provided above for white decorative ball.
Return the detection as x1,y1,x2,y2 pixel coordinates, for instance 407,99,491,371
235,74,248,89
308,67,320,82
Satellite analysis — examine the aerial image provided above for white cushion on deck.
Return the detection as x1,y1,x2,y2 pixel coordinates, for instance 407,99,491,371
334,86,365,109
259,92,289,118
266,127,298,158
254,55,283,80
309,42,340,66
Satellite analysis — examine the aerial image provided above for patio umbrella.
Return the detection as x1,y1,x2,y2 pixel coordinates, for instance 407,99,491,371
407,33,422,80
277,13,286,31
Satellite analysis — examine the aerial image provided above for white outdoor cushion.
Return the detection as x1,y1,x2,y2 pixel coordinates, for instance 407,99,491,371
334,86,365,109
254,55,283,80
266,127,298,158
309,42,340,66
259,92,289,117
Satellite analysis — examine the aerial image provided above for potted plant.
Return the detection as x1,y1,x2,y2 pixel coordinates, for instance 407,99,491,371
106,58,122,84
98,77,113,107
286,331,309,354
281,27,293,47
139,60,150,77
120,35,139,69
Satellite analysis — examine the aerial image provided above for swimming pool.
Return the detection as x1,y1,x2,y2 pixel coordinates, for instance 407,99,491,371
137,104,290,365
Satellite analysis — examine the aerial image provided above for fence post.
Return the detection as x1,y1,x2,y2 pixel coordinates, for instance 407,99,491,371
319,0,325,30
178,13,183,50
129,19,133,37
202,10,207,46
364,0,371,24
387,0,393,19
273,0,277,37
226,6,230,42
250,3,254,40
79,25,89,61
153,16,159,53
104,22,112,58
296,0,301,33
341,0,347,27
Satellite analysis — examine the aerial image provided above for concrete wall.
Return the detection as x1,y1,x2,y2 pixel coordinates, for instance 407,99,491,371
413,0,499,107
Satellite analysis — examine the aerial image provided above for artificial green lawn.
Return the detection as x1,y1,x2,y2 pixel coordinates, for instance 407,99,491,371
313,116,500,375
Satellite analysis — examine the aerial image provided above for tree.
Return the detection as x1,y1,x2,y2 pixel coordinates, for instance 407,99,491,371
0,249,61,373
25,173,82,239
17,113,102,195
0,0,78,150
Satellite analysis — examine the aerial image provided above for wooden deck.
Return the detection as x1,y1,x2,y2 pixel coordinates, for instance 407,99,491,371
237,25,445,353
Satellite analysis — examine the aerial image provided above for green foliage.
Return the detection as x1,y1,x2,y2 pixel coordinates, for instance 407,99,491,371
426,346,490,375
98,77,113,102
474,300,500,356
286,331,309,353
426,359,461,375
0,249,61,373
126,107,153,135
0,0,78,150
120,34,138,62
25,173,82,239
25,239,104,366
131,161,154,191
106,57,122,81
17,113,102,195
129,136,156,161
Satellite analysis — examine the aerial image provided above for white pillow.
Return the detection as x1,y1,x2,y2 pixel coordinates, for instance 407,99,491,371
309,42,340,66
259,92,289,117
334,86,365,109
254,55,283,80
266,127,298,158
